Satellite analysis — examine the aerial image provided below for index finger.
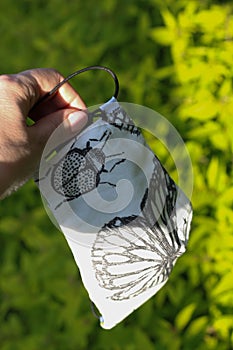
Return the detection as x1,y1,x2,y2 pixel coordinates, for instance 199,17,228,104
23,68,86,121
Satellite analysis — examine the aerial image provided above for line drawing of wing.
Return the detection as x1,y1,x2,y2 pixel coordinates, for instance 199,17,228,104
91,156,192,301
92,216,178,301
141,156,184,252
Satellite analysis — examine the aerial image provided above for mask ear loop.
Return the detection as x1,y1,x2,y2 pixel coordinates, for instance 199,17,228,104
34,65,119,107
90,300,104,327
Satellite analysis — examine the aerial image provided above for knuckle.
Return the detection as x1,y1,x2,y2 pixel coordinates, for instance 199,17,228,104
0,74,19,88
39,68,64,83
0,73,36,102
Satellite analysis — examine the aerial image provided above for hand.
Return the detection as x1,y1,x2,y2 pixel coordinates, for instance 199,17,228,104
0,68,87,199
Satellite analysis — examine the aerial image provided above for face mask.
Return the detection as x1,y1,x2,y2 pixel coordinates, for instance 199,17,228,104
35,66,193,329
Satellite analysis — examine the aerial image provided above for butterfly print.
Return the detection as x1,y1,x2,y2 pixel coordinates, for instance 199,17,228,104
91,157,191,301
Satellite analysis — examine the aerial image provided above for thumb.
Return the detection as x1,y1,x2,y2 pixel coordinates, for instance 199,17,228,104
29,108,88,156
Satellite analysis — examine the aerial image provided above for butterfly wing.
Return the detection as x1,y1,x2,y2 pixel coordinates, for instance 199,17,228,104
141,156,184,253
144,156,192,249
92,216,176,301
91,156,192,301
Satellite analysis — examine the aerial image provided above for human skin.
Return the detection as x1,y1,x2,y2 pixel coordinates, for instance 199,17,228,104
0,68,87,198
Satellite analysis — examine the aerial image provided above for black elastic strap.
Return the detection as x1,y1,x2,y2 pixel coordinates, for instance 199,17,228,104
90,301,104,324
36,65,119,106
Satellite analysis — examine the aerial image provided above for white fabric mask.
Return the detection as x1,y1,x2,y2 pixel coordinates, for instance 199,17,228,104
35,67,193,329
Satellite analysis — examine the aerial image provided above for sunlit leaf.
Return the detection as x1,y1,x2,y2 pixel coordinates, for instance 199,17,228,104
211,273,233,298
150,27,174,45
206,157,219,190
175,303,196,331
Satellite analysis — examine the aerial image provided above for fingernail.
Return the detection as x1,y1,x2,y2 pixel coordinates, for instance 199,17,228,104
68,110,88,132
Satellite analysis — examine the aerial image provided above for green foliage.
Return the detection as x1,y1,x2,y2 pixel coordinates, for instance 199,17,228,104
1,0,233,349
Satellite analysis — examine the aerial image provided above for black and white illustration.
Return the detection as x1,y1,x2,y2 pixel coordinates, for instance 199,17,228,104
91,156,192,301
49,129,126,210
36,98,192,329
36,100,150,235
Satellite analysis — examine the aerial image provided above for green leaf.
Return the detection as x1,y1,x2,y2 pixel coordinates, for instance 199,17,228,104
213,316,233,339
150,27,174,45
175,303,196,331
162,9,177,29
181,99,219,120
211,273,233,298
185,316,208,339
206,157,219,190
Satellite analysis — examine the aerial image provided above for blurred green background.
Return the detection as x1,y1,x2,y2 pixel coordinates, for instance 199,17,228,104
0,0,233,349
